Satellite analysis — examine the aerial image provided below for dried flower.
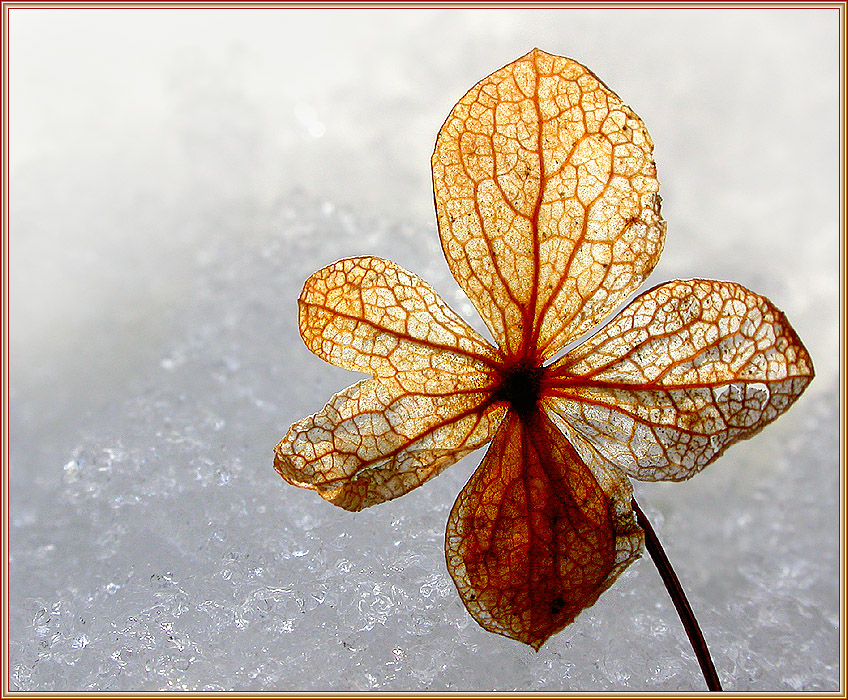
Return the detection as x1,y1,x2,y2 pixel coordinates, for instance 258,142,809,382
275,49,813,651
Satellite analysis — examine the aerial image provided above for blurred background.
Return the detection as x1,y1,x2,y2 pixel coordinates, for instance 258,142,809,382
9,7,840,691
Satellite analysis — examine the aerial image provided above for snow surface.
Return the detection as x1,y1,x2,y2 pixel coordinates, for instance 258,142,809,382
9,8,840,691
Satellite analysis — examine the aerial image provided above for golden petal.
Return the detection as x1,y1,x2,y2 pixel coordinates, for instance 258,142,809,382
445,409,641,649
433,48,665,360
298,256,500,387
275,377,506,511
549,279,814,481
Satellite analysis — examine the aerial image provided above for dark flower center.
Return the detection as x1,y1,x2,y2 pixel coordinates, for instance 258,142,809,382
494,360,545,418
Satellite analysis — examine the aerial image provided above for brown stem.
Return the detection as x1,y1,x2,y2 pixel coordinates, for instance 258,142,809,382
632,498,722,691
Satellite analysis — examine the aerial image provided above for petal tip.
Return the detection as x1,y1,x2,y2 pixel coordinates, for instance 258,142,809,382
273,442,308,489
528,636,547,652
273,443,365,512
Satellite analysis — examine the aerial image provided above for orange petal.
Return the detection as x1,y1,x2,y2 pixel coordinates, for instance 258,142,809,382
298,256,500,386
548,279,814,481
445,409,642,650
432,48,664,360
275,377,506,511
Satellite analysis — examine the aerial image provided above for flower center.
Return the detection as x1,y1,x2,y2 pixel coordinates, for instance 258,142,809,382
494,360,545,418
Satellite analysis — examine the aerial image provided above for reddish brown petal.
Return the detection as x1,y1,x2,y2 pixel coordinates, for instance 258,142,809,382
548,279,814,481
298,256,500,386
275,377,506,511
445,409,641,650
432,48,664,360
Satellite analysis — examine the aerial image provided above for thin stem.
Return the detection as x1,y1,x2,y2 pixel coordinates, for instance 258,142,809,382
632,498,722,692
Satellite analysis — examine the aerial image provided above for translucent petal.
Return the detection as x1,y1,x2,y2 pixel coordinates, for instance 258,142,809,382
432,48,665,360
445,410,642,650
548,279,814,481
275,377,506,511
298,256,500,385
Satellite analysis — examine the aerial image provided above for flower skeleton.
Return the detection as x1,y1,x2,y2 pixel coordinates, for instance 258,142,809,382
274,49,813,653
